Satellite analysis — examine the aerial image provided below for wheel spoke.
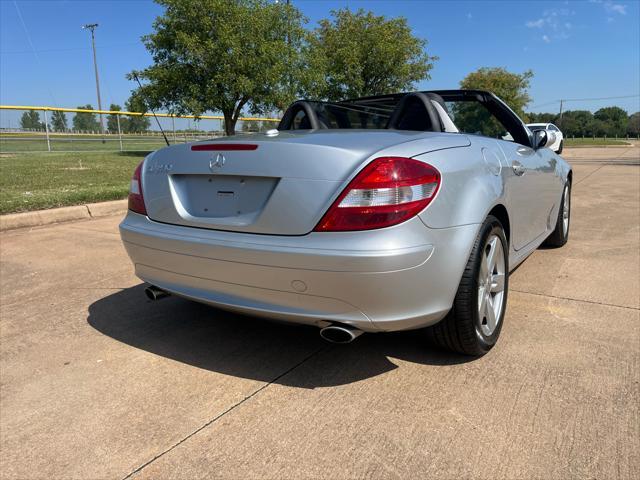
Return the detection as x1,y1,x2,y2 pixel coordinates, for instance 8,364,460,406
486,237,498,272
478,287,487,316
490,273,505,293
486,295,497,331
479,253,489,279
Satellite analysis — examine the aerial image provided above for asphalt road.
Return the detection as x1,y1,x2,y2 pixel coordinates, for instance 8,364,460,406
1,148,639,479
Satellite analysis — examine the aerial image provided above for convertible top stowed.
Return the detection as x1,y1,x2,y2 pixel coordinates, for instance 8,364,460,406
278,89,533,147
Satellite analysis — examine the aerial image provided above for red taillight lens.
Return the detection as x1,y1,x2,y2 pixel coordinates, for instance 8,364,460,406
128,160,147,215
191,143,258,151
314,157,440,232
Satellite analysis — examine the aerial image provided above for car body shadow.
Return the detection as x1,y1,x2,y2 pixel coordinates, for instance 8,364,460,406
87,284,474,388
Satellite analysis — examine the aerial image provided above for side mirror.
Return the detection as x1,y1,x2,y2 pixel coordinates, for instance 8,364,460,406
534,129,555,149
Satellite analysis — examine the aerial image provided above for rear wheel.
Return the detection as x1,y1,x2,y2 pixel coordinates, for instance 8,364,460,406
543,181,571,248
426,215,508,356
556,140,564,154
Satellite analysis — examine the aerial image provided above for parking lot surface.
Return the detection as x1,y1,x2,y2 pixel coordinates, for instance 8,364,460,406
1,147,639,479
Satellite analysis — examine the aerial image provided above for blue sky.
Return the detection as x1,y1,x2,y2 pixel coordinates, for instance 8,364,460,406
1,0,639,126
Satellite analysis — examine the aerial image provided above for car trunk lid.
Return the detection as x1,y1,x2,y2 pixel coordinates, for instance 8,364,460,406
142,130,469,235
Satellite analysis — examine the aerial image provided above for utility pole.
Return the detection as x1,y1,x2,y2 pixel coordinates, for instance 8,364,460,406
558,99,564,127
82,23,105,140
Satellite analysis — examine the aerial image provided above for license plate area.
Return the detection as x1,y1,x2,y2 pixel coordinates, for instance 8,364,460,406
170,174,278,220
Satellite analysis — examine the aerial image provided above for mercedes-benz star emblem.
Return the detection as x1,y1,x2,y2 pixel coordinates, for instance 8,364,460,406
209,153,225,171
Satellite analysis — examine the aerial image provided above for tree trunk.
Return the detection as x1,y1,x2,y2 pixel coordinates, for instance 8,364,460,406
223,113,237,136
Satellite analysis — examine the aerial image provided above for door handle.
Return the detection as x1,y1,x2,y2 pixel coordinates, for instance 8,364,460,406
512,162,526,176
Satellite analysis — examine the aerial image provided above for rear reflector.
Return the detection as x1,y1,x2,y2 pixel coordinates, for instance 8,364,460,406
191,144,258,151
314,157,440,232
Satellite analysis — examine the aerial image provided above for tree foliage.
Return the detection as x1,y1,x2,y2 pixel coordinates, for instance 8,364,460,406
124,97,151,133
129,0,306,135
72,105,100,132
460,67,533,117
451,67,533,138
302,8,436,101
20,111,44,130
628,112,640,136
50,111,68,132
107,104,122,133
524,108,637,137
594,106,628,136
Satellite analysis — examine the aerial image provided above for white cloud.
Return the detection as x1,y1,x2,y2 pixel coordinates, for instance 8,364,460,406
525,7,574,42
591,0,628,15
605,2,627,15
526,18,545,28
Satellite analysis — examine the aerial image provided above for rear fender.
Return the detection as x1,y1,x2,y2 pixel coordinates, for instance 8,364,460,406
414,145,505,229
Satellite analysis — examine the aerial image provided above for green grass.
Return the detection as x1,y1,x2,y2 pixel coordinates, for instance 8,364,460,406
0,134,175,153
2,134,635,216
563,137,633,147
0,150,147,214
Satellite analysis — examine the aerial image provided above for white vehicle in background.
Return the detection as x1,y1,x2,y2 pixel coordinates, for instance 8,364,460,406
527,123,564,154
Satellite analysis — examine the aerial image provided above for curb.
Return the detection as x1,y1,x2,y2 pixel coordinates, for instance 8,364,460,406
0,199,128,232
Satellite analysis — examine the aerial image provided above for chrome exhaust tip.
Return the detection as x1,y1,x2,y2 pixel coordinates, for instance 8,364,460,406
319,324,363,344
144,285,169,301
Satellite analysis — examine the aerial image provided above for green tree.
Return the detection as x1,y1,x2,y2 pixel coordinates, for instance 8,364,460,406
129,0,306,136
452,67,534,138
20,111,44,130
460,67,533,118
526,112,557,124
628,112,640,137
559,110,594,137
591,118,608,137
123,97,151,133
50,110,68,132
303,8,436,101
107,104,122,133
72,104,100,132
594,106,628,137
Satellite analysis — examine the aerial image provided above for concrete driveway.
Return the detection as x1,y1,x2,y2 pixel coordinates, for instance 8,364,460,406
1,150,638,479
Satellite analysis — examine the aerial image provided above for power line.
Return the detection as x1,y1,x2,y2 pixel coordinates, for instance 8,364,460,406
531,94,640,109
0,42,140,55
562,94,640,102
12,0,57,105
530,100,560,109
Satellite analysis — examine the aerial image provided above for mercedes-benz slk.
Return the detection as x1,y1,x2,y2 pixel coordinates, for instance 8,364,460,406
120,90,572,355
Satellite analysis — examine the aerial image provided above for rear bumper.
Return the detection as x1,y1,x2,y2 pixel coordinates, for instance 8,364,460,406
119,212,479,332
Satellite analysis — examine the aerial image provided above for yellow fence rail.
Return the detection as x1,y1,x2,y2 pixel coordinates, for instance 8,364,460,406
0,104,280,122
0,104,280,152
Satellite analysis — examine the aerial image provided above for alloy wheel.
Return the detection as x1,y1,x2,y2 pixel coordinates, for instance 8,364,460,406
477,234,506,336
562,185,570,237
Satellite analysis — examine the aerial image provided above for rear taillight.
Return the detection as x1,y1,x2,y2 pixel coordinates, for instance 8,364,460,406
314,157,440,232
128,160,147,215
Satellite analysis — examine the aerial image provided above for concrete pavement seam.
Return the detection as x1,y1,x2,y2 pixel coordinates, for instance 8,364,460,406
121,345,328,480
574,164,606,186
511,289,640,311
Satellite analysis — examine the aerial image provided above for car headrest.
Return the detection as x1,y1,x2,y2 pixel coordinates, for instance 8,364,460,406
387,92,442,132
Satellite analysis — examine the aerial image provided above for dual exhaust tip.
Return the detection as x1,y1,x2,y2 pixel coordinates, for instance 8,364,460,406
145,285,169,301
319,324,363,344
144,285,363,343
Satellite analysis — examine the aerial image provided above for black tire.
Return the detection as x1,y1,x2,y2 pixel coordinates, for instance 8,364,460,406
556,140,563,154
543,180,571,248
426,215,509,356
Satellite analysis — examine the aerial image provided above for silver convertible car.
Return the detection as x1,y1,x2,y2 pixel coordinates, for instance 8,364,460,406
120,90,572,355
